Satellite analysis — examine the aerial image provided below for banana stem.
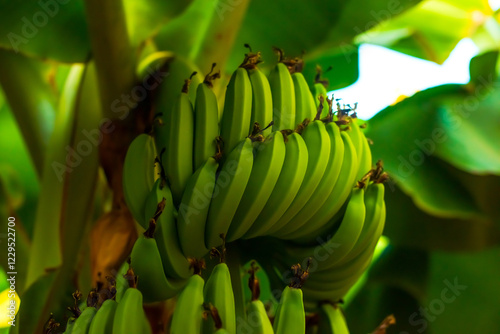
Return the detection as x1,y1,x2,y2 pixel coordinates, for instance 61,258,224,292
83,0,136,120
226,243,246,332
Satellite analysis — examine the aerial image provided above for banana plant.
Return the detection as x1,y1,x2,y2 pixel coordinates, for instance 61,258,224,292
0,0,499,333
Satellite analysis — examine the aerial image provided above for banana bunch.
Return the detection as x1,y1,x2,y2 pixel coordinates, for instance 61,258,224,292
120,46,387,332
58,269,151,334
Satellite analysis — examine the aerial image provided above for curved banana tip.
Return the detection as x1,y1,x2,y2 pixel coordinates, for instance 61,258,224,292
0,288,20,327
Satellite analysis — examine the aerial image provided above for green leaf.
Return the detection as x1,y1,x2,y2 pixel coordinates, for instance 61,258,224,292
22,62,101,333
358,0,493,63
367,84,482,217
433,79,500,174
383,182,500,251
0,0,90,62
17,272,57,334
154,0,220,63
302,46,360,91
124,0,191,46
25,65,85,288
0,50,58,177
469,51,499,84
437,160,500,229
346,285,425,333
365,246,429,302
426,246,500,333
223,0,420,88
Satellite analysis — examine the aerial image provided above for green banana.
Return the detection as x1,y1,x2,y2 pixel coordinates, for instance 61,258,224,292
227,131,286,242
244,131,308,239
177,156,219,258
317,303,350,334
113,287,152,334
159,76,195,205
340,182,384,263
244,261,274,334
205,138,254,248
219,67,253,156
284,186,366,272
130,226,185,303
88,299,117,334
268,62,295,131
354,124,372,181
292,71,317,124
194,64,220,171
273,286,306,334
313,82,329,119
289,132,358,243
153,57,202,197
144,178,191,279
71,306,96,334
122,133,157,229
203,263,236,334
246,300,274,334
313,67,329,119
301,231,379,301
170,273,205,334
268,120,331,237
247,61,273,137
278,121,344,240
63,318,75,334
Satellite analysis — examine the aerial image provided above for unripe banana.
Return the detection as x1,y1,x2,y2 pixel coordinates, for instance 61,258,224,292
219,67,253,156
245,300,274,334
269,62,295,131
63,319,75,334
313,67,329,119
71,306,96,334
177,157,219,258
205,138,254,248
268,120,331,237
203,263,236,334
293,71,316,124
88,299,117,334
170,273,205,334
130,226,185,302
194,65,220,171
354,123,372,181
341,182,384,262
227,131,286,242
273,286,305,334
159,76,195,205
247,63,273,137
153,58,203,201
244,131,308,239
279,121,344,240
313,82,329,119
122,134,157,229
113,287,152,334
317,303,350,334
245,261,274,334
290,132,358,243
282,185,366,283
144,178,191,279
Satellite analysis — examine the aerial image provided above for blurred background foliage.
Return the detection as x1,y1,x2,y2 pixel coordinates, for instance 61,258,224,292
0,0,499,333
